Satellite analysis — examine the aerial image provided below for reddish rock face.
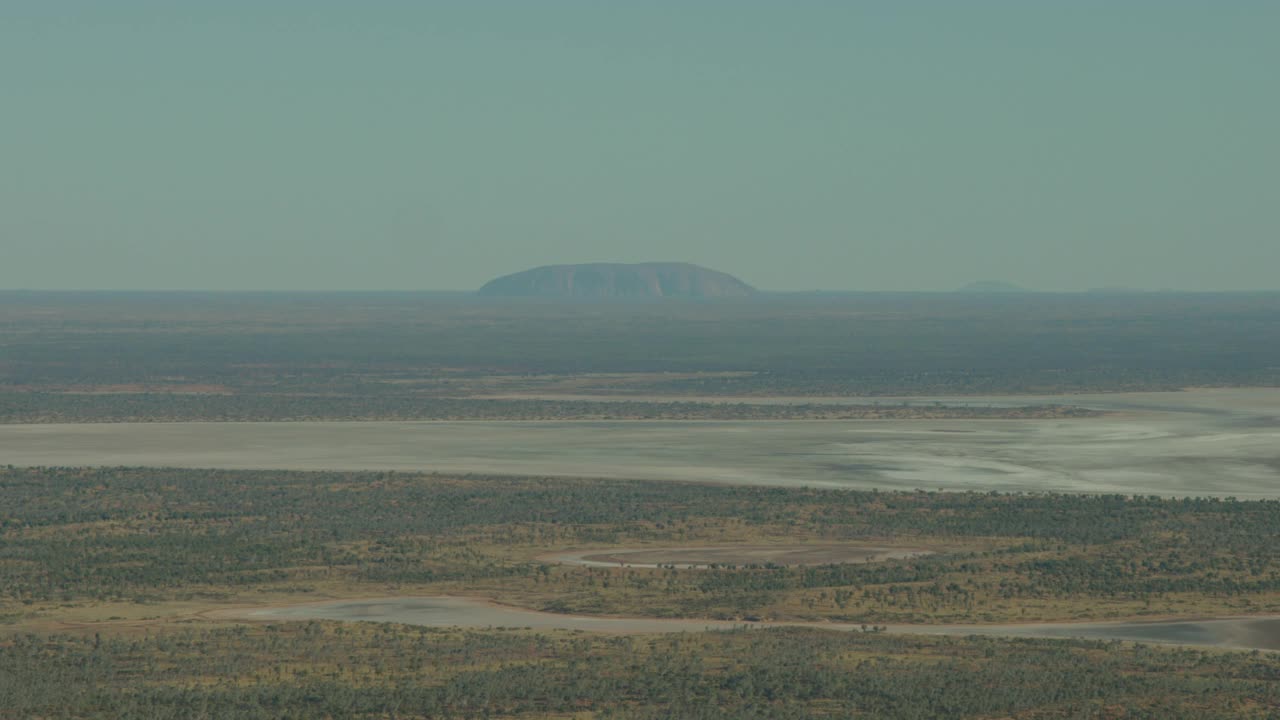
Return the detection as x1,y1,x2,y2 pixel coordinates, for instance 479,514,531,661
478,262,757,298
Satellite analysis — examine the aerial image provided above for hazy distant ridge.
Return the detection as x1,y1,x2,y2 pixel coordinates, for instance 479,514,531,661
477,262,757,298
957,280,1029,293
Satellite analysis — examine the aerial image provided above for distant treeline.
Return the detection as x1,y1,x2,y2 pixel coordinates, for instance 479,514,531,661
0,392,1097,423
3,292,1280,395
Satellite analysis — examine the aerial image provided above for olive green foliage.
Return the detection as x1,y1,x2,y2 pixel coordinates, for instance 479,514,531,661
0,392,1094,423
5,468,1280,717
3,467,1279,620
2,624,1278,719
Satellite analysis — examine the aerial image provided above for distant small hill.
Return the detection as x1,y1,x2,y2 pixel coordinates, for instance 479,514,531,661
477,262,757,299
1086,286,1148,294
957,280,1029,293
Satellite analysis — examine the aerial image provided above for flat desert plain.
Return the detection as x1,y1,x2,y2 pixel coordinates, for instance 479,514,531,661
2,388,1278,497
2,389,1276,497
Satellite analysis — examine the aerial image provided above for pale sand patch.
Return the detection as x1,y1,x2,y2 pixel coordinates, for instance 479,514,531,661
545,544,931,569
1,389,1277,497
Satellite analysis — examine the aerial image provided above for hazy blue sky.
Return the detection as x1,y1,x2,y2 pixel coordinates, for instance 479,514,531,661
3,2,1277,291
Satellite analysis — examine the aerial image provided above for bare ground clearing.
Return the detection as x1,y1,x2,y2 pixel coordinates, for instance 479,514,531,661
3,388,1278,496
215,596,1280,652
546,544,932,569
